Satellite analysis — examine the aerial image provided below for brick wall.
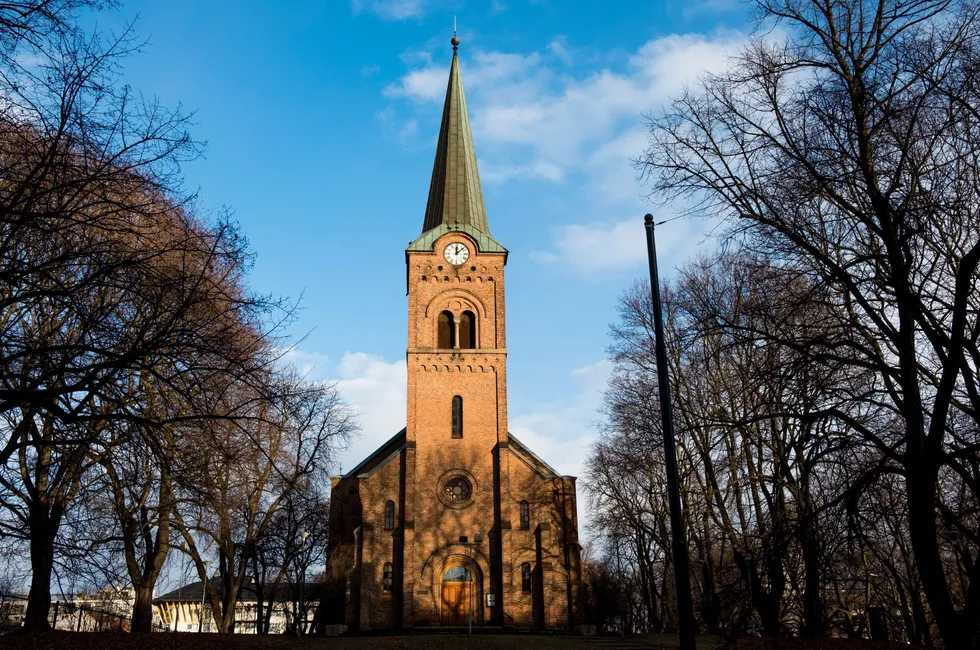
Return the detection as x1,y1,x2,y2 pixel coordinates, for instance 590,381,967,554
325,231,585,631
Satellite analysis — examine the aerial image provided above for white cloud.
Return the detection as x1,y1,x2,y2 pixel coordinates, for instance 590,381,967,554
384,65,447,101
377,106,420,144
530,213,714,273
351,0,426,20
479,159,564,184
277,347,331,378
382,31,746,272
548,37,572,66
333,352,407,475
509,359,613,540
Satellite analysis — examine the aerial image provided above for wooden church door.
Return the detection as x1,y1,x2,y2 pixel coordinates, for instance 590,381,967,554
440,566,472,626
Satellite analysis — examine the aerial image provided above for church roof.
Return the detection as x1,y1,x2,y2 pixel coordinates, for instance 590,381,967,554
336,428,575,483
406,222,506,255
411,37,505,255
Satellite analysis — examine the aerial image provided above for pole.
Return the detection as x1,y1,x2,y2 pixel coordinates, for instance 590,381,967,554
298,530,309,638
560,480,573,631
468,541,473,636
644,214,697,650
199,560,210,633
176,545,186,632
612,532,624,638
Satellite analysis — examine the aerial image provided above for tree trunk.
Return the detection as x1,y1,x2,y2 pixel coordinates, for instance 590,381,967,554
130,585,154,633
800,525,824,637
906,460,965,648
23,506,58,631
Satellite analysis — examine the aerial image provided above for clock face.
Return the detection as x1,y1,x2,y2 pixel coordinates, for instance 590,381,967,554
444,242,470,266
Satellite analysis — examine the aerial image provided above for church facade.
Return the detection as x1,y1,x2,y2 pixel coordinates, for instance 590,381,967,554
326,36,584,631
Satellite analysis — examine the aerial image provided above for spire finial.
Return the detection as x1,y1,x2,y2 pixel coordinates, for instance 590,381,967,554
452,17,459,51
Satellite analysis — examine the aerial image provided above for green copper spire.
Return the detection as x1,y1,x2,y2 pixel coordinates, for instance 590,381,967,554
420,35,490,235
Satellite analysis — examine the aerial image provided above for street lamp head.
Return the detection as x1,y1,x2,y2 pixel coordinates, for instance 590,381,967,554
301,530,310,542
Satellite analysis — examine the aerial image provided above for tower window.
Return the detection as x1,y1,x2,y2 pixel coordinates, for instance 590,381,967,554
384,500,395,530
383,562,393,592
438,311,455,349
459,311,476,349
519,501,530,530
452,395,463,438
521,563,531,593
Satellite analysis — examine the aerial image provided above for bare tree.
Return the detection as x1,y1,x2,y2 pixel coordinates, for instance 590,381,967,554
639,0,980,645
174,374,354,634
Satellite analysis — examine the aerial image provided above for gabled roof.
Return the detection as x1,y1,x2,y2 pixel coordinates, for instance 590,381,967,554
508,432,564,478
337,428,574,486
342,428,406,479
407,222,506,256
154,581,299,604
419,37,491,238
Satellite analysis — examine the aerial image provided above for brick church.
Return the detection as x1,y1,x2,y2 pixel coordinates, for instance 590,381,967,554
326,36,584,631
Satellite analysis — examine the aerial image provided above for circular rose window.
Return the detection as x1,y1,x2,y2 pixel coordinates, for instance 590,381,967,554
444,477,472,503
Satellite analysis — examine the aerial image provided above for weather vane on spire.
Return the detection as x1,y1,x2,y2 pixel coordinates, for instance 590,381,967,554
452,16,460,51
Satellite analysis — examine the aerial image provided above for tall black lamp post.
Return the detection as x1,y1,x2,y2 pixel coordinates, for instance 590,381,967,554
611,531,625,638
644,214,697,650
299,530,309,638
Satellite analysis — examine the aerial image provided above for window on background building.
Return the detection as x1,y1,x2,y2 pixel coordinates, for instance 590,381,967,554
438,311,455,348
383,562,393,592
519,501,530,530
459,311,476,348
452,395,463,438
521,563,531,592
384,500,395,530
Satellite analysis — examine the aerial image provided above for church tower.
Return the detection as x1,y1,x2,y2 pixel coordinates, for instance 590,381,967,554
327,36,583,632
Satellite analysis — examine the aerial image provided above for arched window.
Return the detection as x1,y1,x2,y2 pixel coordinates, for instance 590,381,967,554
519,501,530,530
451,395,463,438
459,311,476,349
384,500,395,530
383,562,393,592
521,562,532,592
438,311,455,349
442,565,473,582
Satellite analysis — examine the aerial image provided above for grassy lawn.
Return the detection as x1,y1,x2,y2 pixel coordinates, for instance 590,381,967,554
0,631,596,650
0,632,917,650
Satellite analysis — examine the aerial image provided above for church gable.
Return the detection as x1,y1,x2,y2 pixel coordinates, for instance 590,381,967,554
342,429,406,478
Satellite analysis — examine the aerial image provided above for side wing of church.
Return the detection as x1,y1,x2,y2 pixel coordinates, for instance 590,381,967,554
326,36,584,631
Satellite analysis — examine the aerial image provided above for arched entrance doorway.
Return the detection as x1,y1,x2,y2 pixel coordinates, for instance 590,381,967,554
440,565,474,626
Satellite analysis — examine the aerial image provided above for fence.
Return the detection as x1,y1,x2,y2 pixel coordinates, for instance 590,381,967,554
0,593,169,633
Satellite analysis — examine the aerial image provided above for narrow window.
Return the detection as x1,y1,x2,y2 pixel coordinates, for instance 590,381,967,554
383,562,393,592
459,311,476,349
438,311,455,349
451,395,463,439
521,563,532,593
519,501,530,530
384,500,395,530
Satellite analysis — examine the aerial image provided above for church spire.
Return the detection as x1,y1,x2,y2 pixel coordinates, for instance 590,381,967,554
420,35,490,235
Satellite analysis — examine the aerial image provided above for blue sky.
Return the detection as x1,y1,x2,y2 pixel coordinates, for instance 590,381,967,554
99,0,750,535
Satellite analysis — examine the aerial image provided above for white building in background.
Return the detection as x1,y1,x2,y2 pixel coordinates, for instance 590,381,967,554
153,580,318,634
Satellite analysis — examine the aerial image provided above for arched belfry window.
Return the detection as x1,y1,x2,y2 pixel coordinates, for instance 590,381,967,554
438,311,455,349
521,563,532,592
519,500,530,530
459,311,476,349
384,500,395,530
451,395,463,439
